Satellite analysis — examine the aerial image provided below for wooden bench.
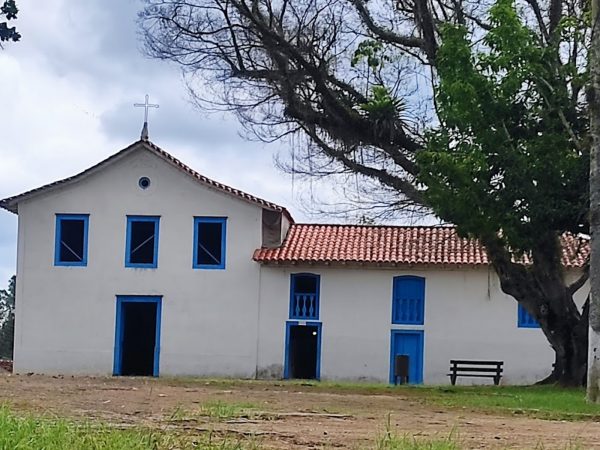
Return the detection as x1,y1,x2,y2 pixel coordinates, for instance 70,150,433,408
448,360,503,385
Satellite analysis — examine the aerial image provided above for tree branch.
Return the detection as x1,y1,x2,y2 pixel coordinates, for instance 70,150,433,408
568,260,590,295
349,0,425,49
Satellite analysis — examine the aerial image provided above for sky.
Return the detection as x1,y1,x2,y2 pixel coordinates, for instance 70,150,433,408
0,0,317,286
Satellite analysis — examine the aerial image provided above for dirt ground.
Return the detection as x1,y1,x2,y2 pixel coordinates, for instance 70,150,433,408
0,374,599,449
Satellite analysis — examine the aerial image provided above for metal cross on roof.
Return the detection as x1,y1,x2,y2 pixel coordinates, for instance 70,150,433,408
134,94,159,140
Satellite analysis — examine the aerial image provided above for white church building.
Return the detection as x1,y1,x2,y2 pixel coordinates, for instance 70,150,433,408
0,139,589,384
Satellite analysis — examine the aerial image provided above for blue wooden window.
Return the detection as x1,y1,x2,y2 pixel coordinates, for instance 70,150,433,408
125,216,160,268
193,217,227,269
392,276,425,325
518,304,540,328
54,214,89,266
290,273,320,320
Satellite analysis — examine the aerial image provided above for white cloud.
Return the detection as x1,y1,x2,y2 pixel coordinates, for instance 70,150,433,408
0,0,309,287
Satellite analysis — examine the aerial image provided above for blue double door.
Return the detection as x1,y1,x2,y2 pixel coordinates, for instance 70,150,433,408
389,330,424,384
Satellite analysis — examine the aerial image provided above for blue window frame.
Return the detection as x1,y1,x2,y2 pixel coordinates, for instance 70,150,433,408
125,216,160,268
54,214,89,266
518,304,540,328
289,273,320,320
193,217,227,269
392,276,425,325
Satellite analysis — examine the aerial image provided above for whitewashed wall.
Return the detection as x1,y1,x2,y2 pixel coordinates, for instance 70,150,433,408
257,266,589,384
12,143,589,385
14,146,264,376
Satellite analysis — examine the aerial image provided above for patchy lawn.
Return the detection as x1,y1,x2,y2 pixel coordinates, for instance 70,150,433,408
410,385,600,421
0,374,598,449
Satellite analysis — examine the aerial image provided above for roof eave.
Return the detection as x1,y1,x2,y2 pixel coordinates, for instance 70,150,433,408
253,259,492,269
0,140,145,215
0,200,16,214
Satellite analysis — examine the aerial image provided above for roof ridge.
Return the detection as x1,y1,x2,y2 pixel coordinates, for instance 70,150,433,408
0,139,293,221
290,223,455,229
140,140,292,220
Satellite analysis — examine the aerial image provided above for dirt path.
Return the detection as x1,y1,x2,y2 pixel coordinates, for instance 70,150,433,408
0,375,598,449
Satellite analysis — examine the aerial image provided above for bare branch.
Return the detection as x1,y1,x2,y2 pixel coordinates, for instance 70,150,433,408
349,0,425,49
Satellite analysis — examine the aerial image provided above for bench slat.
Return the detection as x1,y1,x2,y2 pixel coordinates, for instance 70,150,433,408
450,367,503,373
448,359,504,386
447,373,502,378
450,360,503,366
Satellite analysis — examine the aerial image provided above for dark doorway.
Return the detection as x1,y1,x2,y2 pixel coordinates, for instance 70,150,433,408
114,297,161,376
286,324,320,379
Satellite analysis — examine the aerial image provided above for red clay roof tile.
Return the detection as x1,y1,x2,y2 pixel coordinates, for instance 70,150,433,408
253,224,588,268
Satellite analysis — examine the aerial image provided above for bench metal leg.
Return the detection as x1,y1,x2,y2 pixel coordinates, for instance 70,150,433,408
450,375,457,385
493,376,501,385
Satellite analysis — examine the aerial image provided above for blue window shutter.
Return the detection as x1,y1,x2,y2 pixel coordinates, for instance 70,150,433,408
518,304,540,328
289,274,320,320
392,276,425,325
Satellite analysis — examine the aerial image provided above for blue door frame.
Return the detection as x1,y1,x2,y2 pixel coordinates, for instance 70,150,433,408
389,330,424,384
113,295,162,377
284,321,322,380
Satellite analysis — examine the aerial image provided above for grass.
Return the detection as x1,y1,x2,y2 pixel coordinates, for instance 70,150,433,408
159,377,600,421
168,400,263,423
375,434,460,450
410,385,600,420
0,404,471,450
374,417,460,450
198,400,260,420
0,405,260,450
0,406,165,450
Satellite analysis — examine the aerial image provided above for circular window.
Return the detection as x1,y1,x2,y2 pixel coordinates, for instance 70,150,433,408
138,177,151,189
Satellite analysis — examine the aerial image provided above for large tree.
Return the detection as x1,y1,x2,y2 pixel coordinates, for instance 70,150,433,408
588,0,600,402
0,276,15,359
140,0,590,385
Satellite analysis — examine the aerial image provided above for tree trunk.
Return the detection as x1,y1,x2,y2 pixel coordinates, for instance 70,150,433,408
588,0,600,403
516,288,587,387
484,234,588,387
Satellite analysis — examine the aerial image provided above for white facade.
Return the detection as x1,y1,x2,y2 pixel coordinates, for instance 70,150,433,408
258,267,587,384
13,146,265,377
3,140,588,384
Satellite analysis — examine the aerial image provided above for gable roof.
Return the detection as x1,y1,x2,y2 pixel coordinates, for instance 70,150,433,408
0,139,293,221
253,224,589,268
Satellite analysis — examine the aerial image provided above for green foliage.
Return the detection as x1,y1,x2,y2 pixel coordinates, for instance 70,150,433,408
352,40,391,70
359,85,407,141
0,275,15,359
360,85,405,122
417,0,588,252
353,40,405,135
0,0,20,43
